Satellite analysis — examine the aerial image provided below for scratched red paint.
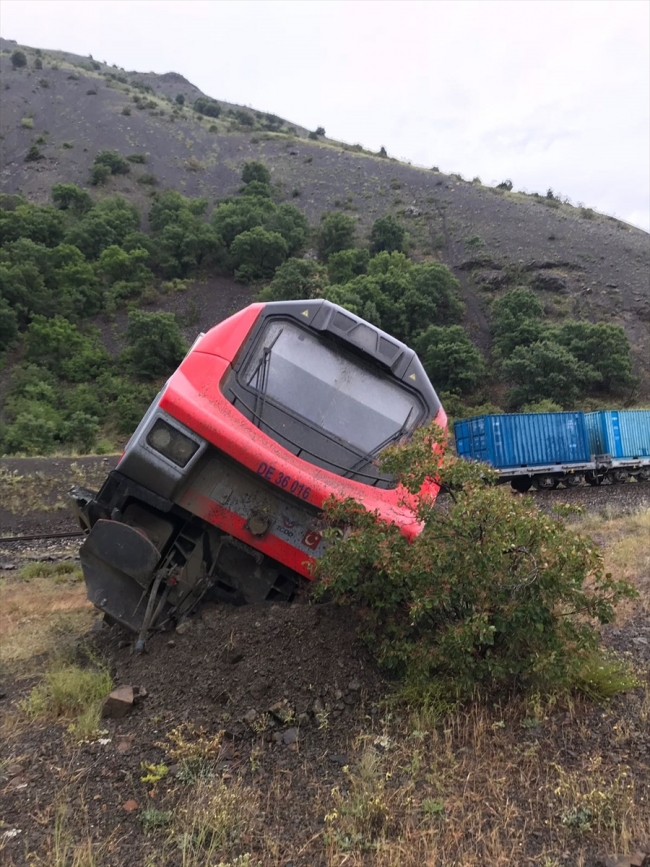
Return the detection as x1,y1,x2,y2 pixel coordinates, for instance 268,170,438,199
161,307,447,578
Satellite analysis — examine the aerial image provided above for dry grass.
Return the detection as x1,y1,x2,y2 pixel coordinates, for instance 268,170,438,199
0,461,109,517
0,573,96,671
570,506,650,619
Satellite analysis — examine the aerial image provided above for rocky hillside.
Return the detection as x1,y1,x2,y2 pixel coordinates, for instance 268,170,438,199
1,37,649,391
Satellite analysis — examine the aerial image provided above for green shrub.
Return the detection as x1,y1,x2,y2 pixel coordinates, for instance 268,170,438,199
126,153,147,163
137,172,158,186
316,424,636,696
369,215,408,254
93,149,131,176
241,161,271,186
259,257,329,302
11,50,27,69
123,310,187,379
24,144,44,163
21,117,34,129
317,211,357,261
193,96,221,117
231,227,288,281
90,164,111,186
414,325,485,395
51,183,93,215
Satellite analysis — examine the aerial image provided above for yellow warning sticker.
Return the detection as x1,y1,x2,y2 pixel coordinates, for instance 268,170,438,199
409,373,416,381
301,310,309,317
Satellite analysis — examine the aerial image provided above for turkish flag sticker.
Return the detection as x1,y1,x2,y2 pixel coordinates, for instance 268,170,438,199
301,530,322,550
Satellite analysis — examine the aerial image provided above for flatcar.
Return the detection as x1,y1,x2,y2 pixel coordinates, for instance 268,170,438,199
71,299,446,644
454,411,650,491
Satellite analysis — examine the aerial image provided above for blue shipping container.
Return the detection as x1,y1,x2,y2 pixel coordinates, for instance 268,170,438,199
454,413,591,470
585,410,650,459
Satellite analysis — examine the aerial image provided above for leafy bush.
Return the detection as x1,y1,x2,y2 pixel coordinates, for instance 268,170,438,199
11,50,27,69
317,211,357,261
51,184,93,215
231,227,288,281
21,117,34,129
503,340,598,408
193,97,221,118
327,248,370,284
316,424,635,696
241,161,271,187
259,257,329,302
414,325,485,394
369,215,408,254
90,164,111,186
24,144,44,163
175,93,185,105
123,310,187,379
93,150,131,176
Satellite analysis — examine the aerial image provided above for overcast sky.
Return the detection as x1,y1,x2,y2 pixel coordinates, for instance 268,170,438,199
2,0,649,231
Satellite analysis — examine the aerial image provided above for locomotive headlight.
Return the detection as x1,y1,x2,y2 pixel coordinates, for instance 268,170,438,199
146,419,200,467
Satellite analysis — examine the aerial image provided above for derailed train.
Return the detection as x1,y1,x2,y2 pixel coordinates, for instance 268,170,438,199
71,300,446,643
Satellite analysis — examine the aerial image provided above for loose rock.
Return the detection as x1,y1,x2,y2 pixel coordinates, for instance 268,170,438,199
102,685,135,718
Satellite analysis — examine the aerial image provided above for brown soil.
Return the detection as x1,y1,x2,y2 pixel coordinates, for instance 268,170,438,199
1,459,649,866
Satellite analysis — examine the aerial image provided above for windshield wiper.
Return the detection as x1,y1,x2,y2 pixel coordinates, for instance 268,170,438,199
249,329,283,428
343,406,415,479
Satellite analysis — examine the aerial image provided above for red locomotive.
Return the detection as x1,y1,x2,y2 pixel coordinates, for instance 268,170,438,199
71,299,446,644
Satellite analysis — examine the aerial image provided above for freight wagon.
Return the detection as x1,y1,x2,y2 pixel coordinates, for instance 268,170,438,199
454,411,650,491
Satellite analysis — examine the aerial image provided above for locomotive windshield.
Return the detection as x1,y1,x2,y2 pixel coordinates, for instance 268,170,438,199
242,321,421,454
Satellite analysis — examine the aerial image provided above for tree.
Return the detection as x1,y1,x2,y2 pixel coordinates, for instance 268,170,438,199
317,212,357,261
263,204,309,255
51,184,93,215
414,325,485,394
502,339,598,408
231,227,288,281
23,315,90,376
0,298,19,352
369,215,408,254
316,424,635,696
96,244,150,285
175,93,185,106
259,258,329,302
11,50,27,69
193,97,221,117
210,197,275,249
491,288,546,356
405,261,465,329
315,127,325,136
554,321,635,394
123,310,187,379
241,161,271,187
327,248,370,285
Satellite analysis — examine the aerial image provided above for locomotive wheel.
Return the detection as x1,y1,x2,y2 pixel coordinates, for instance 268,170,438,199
564,475,582,488
638,469,650,483
609,470,629,485
511,477,532,493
